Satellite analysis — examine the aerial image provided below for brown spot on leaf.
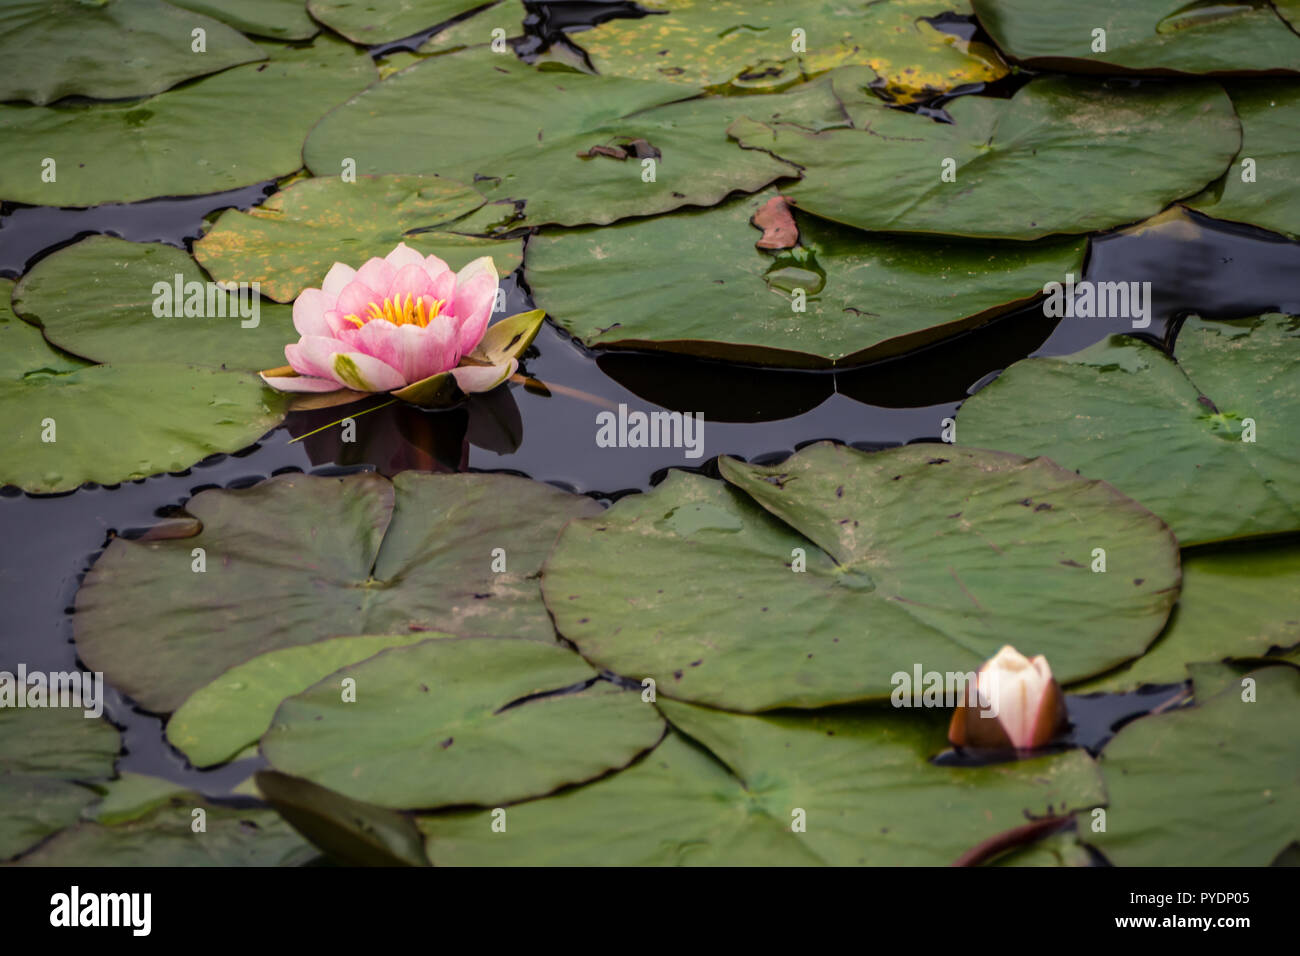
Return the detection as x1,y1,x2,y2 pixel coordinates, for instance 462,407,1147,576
751,195,799,250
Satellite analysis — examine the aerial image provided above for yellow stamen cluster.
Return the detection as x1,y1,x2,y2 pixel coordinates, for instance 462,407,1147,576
344,294,445,329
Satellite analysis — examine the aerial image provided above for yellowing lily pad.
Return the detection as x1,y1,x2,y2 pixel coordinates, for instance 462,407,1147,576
542,442,1179,711
0,0,265,105
194,174,523,303
0,35,376,206
526,189,1085,367
958,315,1300,545
74,471,603,712
574,0,1008,103
262,637,666,810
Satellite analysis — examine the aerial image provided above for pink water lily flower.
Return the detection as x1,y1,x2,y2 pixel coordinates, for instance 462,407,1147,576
262,242,516,395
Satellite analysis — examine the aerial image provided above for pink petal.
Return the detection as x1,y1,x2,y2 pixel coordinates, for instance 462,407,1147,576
452,272,496,354
321,309,351,336
423,253,452,282
321,263,356,301
451,358,517,394
384,242,426,271
335,280,383,323
330,351,407,392
355,257,396,297
388,263,436,307
293,335,350,382
261,371,341,393
455,255,498,288
292,288,332,337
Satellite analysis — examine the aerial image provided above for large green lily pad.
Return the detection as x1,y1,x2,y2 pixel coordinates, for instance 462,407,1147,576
75,471,603,713
0,35,376,206
418,700,1104,865
304,49,814,228
0,0,265,105
574,0,1008,103
194,175,522,302
1,706,119,861
958,315,1300,545
730,75,1240,239
168,633,443,767
1078,541,1300,692
1186,85,1300,239
971,0,1300,75
307,0,496,44
526,189,1085,367
1,281,287,493
543,442,1179,711
262,637,666,809
1087,665,1300,866
169,0,320,40
14,237,294,371
17,787,317,866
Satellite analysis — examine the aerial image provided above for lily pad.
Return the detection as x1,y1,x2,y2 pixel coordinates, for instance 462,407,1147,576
542,442,1179,711
418,700,1104,865
169,0,320,40
1086,665,1300,866
16,788,317,866
0,35,376,207
971,0,1300,75
1186,85,1300,239
958,314,1300,545
573,0,1008,103
0,0,265,105
0,705,119,860
168,633,444,768
14,237,294,371
303,49,816,228
1,340,287,495
1077,541,1300,692
730,75,1240,239
262,637,666,809
255,770,431,866
526,189,1085,367
194,174,523,302
307,0,496,44
75,471,603,712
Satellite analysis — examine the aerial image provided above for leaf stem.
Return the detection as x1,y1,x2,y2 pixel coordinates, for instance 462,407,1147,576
288,398,397,444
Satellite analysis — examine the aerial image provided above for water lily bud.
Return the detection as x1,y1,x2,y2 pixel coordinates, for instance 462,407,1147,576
947,645,1067,751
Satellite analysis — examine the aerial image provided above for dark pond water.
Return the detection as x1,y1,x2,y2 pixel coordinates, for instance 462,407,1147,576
2,4,1298,798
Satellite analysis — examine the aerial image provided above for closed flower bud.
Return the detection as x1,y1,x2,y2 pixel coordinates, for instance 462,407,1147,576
948,645,1067,751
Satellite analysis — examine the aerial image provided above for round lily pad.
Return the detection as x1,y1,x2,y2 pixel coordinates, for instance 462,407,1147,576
418,699,1104,865
971,0,1300,75
1186,85,1300,239
262,637,666,810
169,0,320,40
1078,541,1300,692
1086,665,1300,866
0,705,119,861
0,35,376,206
543,442,1180,711
168,633,445,768
194,174,522,302
304,49,812,229
958,314,1300,545
307,0,497,44
75,471,603,713
0,0,265,105
526,189,1085,367
14,237,294,371
730,74,1240,239
573,0,1008,103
